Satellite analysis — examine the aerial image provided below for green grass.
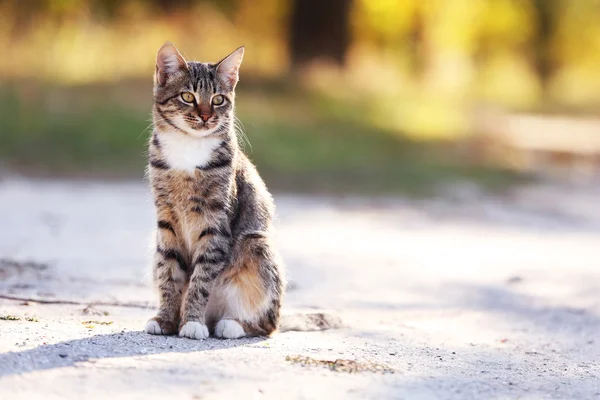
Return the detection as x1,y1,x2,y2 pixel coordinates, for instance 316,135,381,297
0,80,525,194
0,83,150,176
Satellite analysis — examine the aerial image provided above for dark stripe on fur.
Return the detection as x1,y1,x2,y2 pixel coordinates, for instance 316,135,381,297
244,232,267,240
214,123,230,136
196,156,232,171
157,220,175,234
199,287,210,299
158,109,187,134
201,181,223,197
199,269,221,282
194,252,226,265
157,247,187,271
206,200,226,211
198,227,218,239
219,137,231,148
150,159,170,170
198,227,231,240
156,94,179,105
210,247,227,257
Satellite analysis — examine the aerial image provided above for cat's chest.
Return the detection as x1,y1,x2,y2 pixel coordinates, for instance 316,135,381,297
160,176,211,251
158,131,222,172
156,171,227,252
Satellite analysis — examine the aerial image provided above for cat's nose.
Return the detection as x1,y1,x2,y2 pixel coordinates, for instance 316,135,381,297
200,115,210,122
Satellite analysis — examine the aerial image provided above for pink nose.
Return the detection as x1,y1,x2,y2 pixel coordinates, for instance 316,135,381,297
200,115,210,122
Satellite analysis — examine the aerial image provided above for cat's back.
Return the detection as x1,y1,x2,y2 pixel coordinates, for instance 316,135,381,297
235,151,273,205
231,152,276,231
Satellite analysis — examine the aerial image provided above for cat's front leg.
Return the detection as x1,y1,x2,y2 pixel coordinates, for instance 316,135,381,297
145,227,187,335
179,231,231,339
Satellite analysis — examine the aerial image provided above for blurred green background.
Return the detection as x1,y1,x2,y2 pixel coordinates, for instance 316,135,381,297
2,0,600,194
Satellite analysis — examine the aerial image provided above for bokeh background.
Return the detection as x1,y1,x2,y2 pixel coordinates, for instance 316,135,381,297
2,0,600,193
2,3,600,396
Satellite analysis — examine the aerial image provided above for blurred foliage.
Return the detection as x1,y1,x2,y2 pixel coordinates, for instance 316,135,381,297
0,0,598,192
0,80,523,194
3,0,600,109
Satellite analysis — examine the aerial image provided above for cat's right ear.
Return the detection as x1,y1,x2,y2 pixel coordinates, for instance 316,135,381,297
155,42,187,85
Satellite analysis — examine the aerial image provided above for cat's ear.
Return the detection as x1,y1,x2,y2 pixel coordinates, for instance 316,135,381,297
216,46,244,90
155,42,187,85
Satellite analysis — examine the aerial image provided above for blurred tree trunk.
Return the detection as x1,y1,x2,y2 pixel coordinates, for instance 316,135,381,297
408,6,425,77
289,0,353,68
532,0,556,90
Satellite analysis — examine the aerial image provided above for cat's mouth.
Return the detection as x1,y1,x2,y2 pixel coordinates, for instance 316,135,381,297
178,117,224,138
183,117,219,134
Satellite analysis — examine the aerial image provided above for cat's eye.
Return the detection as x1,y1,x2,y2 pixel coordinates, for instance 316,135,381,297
181,92,195,103
212,95,225,106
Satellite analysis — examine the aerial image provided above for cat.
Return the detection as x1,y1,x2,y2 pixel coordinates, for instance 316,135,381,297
144,42,285,339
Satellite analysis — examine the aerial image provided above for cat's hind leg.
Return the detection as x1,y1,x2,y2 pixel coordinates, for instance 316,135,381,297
206,234,284,339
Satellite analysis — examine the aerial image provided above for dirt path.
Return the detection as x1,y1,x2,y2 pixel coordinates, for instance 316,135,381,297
1,178,599,399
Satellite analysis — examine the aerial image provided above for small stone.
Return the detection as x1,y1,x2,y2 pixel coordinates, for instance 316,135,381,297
58,353,68,358
506,276,523,284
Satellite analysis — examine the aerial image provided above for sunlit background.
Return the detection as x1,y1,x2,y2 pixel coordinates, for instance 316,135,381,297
2,0,600,192
2,3,600,396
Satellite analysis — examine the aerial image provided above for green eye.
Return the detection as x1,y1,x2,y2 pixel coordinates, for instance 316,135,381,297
212,95,225,105
181,92,195,103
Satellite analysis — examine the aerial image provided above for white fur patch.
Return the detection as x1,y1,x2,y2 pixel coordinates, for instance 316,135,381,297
215,319,246,339
220,284,270,324
159,128,222,172
145,320,164,335
179,321,209,340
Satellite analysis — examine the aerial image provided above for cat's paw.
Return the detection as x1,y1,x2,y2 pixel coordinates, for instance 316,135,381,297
214,319,246,339
179,321,209,340
145,317,177,335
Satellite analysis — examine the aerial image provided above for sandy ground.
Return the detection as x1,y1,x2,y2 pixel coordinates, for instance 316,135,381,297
1,177,599,399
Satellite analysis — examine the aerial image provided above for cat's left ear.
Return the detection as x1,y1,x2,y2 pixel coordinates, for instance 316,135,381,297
216,46,244,90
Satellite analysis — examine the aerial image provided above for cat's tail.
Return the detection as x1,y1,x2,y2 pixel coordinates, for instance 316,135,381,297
278,310,343,332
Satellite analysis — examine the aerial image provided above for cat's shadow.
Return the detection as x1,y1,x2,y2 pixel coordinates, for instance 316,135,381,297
1,330,265,377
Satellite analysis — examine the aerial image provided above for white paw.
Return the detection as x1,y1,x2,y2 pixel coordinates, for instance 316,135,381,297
179,321,209,340
145,320,163,335
215,319,246,339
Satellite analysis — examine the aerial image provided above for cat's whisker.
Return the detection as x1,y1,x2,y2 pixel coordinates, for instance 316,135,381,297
234,115,252,152
138,120,157,140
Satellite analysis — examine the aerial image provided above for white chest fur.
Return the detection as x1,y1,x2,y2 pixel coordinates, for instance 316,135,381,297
158,130,222,173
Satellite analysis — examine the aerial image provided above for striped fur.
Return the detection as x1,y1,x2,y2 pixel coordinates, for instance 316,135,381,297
145,43,285,339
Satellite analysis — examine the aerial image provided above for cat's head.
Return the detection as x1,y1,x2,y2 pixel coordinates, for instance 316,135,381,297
153,42,244,138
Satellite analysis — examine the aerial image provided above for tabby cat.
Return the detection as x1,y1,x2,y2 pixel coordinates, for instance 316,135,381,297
145,42,285,339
